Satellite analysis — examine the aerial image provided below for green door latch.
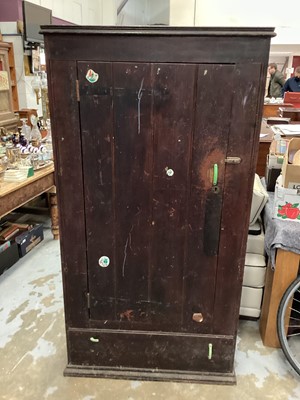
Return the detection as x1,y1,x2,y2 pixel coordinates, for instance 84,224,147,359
213,164,218,186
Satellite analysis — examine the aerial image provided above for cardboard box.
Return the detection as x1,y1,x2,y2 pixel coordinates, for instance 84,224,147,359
0,242,20,275
282,138,300,189
273,175,300,222
15,224,44,257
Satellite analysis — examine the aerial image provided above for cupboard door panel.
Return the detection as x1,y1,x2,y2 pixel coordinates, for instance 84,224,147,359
150,64,196,326
79,62,154,322
214,63,264,335
78,62,115,320
113,63,153,322
184,65,235,332
80,63,235,332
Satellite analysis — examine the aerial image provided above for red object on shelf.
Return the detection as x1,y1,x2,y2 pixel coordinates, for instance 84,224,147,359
284,92,300,108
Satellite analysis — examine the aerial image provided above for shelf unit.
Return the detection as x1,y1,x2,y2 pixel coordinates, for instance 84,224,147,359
7,42,19,111
0,40,19,131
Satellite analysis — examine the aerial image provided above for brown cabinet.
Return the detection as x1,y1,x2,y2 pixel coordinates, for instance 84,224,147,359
7,42,19,111
42,26,274,384
0,41,19,130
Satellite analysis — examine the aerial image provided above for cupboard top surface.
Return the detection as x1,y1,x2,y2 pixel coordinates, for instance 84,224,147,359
41,25,275,37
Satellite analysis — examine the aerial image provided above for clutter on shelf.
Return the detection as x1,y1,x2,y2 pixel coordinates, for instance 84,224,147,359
0,115,53,185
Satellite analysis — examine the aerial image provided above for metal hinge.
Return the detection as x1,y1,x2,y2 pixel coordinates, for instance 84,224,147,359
87,292,90,309
76,79,80,102
225,157,241,164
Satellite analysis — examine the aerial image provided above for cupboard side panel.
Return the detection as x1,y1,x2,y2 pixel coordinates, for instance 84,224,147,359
46,59,88,327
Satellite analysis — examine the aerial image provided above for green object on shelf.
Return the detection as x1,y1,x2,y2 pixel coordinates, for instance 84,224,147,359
27,167,34,177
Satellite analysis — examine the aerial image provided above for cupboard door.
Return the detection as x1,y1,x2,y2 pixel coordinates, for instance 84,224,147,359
78,62,234,333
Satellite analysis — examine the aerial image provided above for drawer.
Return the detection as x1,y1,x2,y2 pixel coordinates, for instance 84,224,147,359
66,328,235,377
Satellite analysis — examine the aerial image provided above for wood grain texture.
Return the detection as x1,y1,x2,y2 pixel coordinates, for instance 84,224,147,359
78,61,115,321
260,250,300,348
0,166,54,218
67,328,234,373
44,27,272,381
183,65,235,334
113,63,153,323
150,63,195,326
213,63,267,336
44,34,272,65
46,60,89,328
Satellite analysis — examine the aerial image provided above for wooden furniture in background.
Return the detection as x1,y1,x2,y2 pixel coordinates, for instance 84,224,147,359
256,120,273,176
0,40,19,131
279,107,300,121
43,26,274,383
7,42,19,111
16,108,38,128
260,250,300,347
263,103,293,118
0,164,59,240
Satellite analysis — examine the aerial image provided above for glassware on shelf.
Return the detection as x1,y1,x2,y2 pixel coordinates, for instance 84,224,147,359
29,114,42,144
45,119,52,142
41,72,48,90
41,72,50,120
20,118,31,142
45,119,53,160
31,73,41,104
0,154,8,186
30,153,39,170
6,144,21,165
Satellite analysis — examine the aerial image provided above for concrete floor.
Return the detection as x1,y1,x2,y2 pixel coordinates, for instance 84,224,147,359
1,221,300,400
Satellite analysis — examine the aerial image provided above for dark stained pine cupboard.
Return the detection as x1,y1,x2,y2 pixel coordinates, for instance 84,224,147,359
42,26,274,384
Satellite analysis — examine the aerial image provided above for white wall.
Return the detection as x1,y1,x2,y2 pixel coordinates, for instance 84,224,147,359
26,0,112,25
117,0,169,26
169,0,300,46
146,0,169,25
195,0,283,27
194,0,299,46
169,0,194,25
117,0,147,25
169,0,300,75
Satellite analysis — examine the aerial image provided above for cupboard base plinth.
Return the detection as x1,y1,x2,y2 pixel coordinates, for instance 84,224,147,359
64,364,236,385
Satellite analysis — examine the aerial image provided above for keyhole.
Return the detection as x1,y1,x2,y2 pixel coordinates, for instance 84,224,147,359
212,186,220,194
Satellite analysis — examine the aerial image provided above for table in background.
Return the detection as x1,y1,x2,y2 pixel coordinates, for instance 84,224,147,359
257,120,273,177
259,192,300,348
0,164,59,240
263,103,293,118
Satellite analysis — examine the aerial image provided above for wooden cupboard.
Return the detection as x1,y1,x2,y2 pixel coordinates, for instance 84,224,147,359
42,26,274,383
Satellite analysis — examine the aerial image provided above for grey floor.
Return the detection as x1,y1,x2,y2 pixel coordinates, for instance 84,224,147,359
1,220,300,400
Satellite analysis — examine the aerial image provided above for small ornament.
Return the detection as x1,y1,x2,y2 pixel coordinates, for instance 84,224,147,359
86,69,99,83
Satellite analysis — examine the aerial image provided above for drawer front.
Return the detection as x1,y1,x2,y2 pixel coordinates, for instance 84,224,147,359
67,329,234,374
